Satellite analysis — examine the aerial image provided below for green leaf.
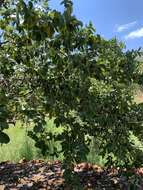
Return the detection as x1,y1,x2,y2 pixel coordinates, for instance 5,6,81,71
0,132,10,144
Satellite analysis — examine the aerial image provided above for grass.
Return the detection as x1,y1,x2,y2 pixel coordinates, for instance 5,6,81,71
0,119,65,163
0,122,41,162
0,119,104,165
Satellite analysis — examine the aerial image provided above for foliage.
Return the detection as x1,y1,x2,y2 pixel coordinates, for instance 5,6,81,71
0,0,143,177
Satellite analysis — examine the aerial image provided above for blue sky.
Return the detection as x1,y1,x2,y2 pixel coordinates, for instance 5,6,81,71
49,0,143,50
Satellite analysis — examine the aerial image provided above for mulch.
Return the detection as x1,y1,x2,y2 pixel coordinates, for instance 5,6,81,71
0,160,143,190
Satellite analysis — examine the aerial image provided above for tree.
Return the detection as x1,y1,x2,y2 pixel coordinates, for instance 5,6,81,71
1,0,143,181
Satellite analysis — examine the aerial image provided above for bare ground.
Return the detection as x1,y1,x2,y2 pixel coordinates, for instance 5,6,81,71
0,160,143,190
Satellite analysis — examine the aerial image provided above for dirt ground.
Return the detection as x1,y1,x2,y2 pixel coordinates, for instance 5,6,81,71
0,160,143,190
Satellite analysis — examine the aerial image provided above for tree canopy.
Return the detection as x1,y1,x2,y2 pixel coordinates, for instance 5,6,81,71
1,0,143,174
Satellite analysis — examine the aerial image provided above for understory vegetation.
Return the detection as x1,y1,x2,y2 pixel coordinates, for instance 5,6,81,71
0,120,105,165
1,115,143,167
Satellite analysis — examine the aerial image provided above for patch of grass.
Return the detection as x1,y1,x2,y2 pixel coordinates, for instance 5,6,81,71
0,119,64,163
0,122,41,162
87,138,106,166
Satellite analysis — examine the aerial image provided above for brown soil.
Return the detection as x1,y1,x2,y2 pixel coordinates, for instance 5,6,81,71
0,160,143,190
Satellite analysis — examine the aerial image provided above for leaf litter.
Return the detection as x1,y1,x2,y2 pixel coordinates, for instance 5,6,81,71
0,160,143,189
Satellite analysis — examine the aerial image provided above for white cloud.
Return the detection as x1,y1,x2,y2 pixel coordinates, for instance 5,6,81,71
125,27,143,39
116,21,137,32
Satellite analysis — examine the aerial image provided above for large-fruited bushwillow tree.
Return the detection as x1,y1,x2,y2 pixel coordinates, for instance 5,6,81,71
1,0,143,171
